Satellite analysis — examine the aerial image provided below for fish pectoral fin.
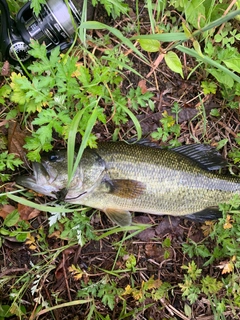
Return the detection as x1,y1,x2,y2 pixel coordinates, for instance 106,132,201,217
103,179,145,199
105,208,132,226
185,207,222,222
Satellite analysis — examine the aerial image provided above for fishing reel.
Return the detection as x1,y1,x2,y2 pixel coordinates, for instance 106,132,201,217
0,0,83,64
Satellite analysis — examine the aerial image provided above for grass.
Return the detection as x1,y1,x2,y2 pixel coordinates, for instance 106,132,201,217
1,0,240,319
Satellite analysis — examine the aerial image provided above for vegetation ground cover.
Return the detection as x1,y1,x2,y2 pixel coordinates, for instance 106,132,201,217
1,0,240,319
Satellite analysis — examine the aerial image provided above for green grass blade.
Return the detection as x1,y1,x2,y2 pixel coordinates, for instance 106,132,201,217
71,106,100,180
67,101,101,186
192,9,240,35
96,223,150,240
132,33,187,42
146,1,155,34
177,45,240,83
67,108,86,184
7,193,81,213
35,299,93,317
80,21,147,62
133,10,240,50
119,103,142,140
78,0,89,45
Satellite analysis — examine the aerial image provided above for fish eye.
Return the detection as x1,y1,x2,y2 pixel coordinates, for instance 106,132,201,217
48,154,60,162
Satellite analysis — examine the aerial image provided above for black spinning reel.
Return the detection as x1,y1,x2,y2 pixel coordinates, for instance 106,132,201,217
0,0,83,64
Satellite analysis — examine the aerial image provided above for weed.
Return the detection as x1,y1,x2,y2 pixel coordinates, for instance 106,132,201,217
151,105,181,146
4,39,152,162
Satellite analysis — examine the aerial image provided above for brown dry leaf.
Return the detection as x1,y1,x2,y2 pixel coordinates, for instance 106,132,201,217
55,247,76,280
218,256,236,274
138,79,148,94
17,203,41,221
69,264,84,280
155,216,182,236
135,228,156,241
0,204,16,219
25,233,37,250
8,121,28,161
221,261,234,274
1,61,10,76
223,214,233,229
201,221,215,237
48,230,61,238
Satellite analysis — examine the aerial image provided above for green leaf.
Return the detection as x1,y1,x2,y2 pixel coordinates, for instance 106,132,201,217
177,45,240,84
92,0,128,18
184,303,192,318
201,276,223,295
201,81,217,95
4,210,20,227
138,39,160,52
208,69,234,88
184,0,205,29
28,40,48,60
182,23,192,38
0,305,12,317
223,58,240,73
16,232,29,242
165,51,184,78
30,0,46,16
217,139,228,150
210,108,220,117
78,65,91,86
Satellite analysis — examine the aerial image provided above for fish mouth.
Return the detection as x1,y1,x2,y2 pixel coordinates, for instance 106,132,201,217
16,162,42,187
65,191,87,201
16,162,58,198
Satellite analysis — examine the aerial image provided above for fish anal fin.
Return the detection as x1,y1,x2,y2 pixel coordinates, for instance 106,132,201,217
106,179,145,199
105,208,132,226
185,207,222,222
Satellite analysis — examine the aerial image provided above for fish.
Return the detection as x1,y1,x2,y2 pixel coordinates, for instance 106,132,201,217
16,141,240,226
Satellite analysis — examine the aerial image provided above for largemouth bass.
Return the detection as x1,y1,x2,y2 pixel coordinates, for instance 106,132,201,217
16,142,240,226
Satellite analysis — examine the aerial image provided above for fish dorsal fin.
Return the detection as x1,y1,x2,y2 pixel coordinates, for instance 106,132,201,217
172,144,228,170
102,179,146,199
105,208,132,226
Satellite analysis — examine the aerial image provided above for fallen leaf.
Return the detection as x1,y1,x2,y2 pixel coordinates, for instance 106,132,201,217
221,261,234,274
201,221,215,237
48,230,61,238
69,264,84,280
8,121,28,162
122,284,133,296
17,203,41,221
25,233,37,250
223,214,233,229
55,247,76,280
0,204,16,219
135,228,156,241
1,61,10,76
138,79,148,94
155,216,182,236
218,256,236,274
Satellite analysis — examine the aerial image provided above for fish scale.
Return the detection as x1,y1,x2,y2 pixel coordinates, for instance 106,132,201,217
71,142,240,219
16,141,240,226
